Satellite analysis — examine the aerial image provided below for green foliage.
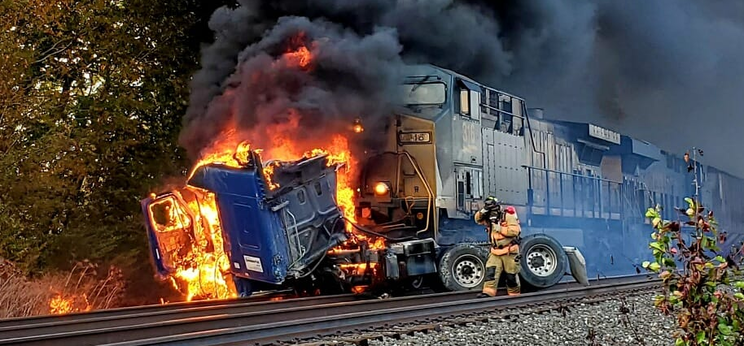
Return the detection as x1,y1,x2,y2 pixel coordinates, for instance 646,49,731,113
0,0,233,287
644,197,744,345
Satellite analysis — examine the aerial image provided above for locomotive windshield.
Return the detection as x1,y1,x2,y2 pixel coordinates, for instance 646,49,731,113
398,82,446,105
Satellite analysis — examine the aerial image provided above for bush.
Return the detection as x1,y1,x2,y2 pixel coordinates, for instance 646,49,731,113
644,197,744,346
0,259,124,318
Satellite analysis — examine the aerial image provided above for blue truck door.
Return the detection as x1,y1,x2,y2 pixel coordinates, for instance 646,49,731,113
141,193,195,278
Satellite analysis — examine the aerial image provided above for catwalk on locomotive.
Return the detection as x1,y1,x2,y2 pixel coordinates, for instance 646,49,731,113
141,64,744,298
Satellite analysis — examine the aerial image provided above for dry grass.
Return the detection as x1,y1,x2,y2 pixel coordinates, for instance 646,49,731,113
0,259,124,319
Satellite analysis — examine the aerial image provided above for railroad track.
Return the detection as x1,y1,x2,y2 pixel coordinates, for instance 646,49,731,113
0,275,659,346
0,290,302,330
0,293,360,344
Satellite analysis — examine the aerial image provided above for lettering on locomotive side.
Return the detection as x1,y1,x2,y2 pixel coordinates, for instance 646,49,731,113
399,131,432,144
462,120,478,146
588,123,621,144
243,255,264,273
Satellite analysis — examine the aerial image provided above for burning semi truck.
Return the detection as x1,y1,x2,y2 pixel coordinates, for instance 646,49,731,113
142,63,744,300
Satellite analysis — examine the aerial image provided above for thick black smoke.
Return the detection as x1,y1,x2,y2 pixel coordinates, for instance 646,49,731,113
180,10,404,158
182,0,744,177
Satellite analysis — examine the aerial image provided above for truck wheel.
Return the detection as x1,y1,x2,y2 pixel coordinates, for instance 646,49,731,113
438,244,487,291
519,234,568,288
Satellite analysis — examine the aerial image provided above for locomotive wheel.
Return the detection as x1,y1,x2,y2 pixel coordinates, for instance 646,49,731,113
518,234,568,288
438,244,487,291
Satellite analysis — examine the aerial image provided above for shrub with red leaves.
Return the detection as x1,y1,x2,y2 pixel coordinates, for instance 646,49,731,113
644,197,744,346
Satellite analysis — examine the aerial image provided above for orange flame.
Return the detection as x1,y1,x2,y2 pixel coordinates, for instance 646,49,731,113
173,132,385,300
302,136,358,229
150,187,236,302
351,285,368,294
285,32,313,69
286,46,312,69
49,294,92,315
49,295,73,314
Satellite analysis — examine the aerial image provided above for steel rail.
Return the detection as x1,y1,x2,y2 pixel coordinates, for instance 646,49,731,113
0,290,299,329
0,275,657,346
0,293,358,340
0,291,473,346
115,276,659,346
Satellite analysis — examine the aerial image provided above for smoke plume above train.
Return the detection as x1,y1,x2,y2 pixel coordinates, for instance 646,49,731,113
181,0,744,177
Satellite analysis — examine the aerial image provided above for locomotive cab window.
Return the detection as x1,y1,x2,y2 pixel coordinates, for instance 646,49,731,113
398,82,446,105
457,79,481,120
459,89,470,115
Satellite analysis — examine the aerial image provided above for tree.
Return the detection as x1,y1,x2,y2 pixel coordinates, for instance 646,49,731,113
0,0,234,304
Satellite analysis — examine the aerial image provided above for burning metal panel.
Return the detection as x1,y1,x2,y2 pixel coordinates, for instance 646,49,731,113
187,163,290,285
267,156,348,274
144,150,348,294
141,193,195,278
142,187,234,301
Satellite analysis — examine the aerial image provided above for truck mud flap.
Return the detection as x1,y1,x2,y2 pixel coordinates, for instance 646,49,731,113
563,246,589,286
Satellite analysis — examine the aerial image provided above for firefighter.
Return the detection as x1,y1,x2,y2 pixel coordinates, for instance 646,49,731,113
474,197,522,297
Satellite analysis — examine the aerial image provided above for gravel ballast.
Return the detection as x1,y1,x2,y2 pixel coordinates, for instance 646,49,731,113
312,292,677,346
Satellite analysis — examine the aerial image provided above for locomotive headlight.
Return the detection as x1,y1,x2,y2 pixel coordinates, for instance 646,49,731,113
373,182,390,196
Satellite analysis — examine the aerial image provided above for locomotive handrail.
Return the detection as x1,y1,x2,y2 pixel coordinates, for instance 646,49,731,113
523,165,625,220
523,106,547,172
479,83,526,103
479,103,524,119
400,151,433,237
521,165,620,184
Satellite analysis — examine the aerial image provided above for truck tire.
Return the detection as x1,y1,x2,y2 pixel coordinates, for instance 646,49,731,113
438,244,487,291
519,234,568,288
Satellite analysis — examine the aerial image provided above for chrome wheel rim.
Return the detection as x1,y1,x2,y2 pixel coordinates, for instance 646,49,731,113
526,245,558,277
452,254,484,288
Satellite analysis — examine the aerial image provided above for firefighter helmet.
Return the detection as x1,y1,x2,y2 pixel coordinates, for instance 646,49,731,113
484,196,500,211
